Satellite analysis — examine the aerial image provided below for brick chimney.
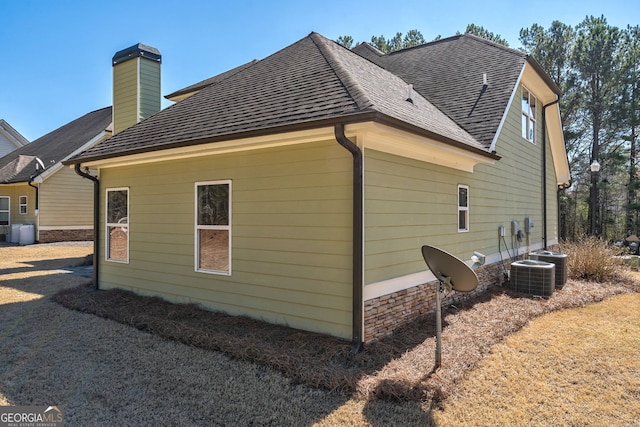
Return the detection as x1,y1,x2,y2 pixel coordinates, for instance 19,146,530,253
112,43,161,134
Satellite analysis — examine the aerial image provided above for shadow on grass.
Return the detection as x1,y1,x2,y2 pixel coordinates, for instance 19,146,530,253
51,274,639,410
51,283,496,402
0,255,93,277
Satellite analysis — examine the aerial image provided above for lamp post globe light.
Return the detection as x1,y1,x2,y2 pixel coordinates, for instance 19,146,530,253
590,160,601,236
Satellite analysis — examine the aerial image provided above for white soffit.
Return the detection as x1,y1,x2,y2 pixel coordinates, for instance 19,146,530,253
78,127,339,168
77,122,493,171
349,122,494,172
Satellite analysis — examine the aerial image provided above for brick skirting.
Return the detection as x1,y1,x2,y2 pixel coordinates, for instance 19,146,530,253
364,261,506,342
39,229,94,243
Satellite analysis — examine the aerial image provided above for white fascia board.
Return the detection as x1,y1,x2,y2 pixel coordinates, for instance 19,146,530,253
489,65,526,153
546,103,571,186
0,121,29,147
79,127,339,169
79,122,494,172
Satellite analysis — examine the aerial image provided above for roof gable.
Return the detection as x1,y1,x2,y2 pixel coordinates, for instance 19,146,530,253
0,120,29,152
375,34,528,150
0,107,111,183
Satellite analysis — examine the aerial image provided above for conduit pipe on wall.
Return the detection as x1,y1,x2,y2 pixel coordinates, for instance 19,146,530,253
334,124,364,353
74,164,99,289
542,98,560,250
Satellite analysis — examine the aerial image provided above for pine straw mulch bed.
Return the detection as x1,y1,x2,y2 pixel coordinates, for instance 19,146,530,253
52,275,640,406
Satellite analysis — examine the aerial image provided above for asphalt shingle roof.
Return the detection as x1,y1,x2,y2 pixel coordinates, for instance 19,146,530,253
373,34,528,149
165,60,260,100
0,107,111,183
70,32,534,164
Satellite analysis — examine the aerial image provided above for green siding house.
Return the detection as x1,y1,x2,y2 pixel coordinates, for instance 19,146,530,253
66,33,570,348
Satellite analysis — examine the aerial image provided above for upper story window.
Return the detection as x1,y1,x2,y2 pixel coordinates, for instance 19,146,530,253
195,180,231,275
106,188,129,263
458,185,469,232
19,196,27,214
521,86,537,143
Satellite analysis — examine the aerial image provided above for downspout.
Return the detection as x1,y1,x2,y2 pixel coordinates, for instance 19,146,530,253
542,98,560,249
27,180,39,213
334,124,364,353
28,158,45,241
27,179,39,242
74,164,99,289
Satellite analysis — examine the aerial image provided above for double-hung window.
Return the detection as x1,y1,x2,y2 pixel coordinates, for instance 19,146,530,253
106,188,129,262
195,181,231,275
521,86,537,143
0,197,9,226
19,196,27,214
458,185,469,232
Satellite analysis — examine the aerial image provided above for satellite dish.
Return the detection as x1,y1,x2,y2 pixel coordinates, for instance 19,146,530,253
421,245,479,292
421,245,479,369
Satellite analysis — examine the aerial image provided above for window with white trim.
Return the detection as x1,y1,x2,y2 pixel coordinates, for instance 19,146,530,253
458,185,469,232
19,196,27,214
0,197,9,226
521,86,537,143
106,188,129,262
195,181,231,275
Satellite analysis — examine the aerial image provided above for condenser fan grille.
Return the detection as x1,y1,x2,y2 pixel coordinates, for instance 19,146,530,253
529,250,568,289
510,260,555,298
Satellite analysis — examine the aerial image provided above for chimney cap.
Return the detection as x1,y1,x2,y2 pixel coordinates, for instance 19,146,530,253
112,43,161,66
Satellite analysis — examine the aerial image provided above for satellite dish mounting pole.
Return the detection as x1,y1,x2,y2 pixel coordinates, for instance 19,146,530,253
421,245,479,372
435,274,450,369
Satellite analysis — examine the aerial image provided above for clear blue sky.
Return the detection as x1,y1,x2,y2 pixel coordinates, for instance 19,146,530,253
1,0,636,142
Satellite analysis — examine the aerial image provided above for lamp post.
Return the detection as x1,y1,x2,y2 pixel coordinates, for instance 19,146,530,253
590,160,601,236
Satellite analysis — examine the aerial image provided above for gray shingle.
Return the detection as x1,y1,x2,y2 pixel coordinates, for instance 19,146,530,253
165,59,260,100
71,33,516,164
375,34,528,149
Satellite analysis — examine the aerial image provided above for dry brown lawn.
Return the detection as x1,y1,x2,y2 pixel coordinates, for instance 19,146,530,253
433,291,640,426
2,242,639,426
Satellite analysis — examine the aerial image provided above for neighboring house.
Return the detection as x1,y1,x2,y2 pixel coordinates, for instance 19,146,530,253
66,33,570,348
0,108,112,242
0,43,161,244
0,119,29,157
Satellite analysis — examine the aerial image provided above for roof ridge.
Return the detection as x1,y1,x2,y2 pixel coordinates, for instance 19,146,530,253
309,33,374,112
386,33,526,58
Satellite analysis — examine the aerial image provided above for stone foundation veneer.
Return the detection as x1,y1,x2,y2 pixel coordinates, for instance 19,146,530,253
364,262,506,342
39,229,94,243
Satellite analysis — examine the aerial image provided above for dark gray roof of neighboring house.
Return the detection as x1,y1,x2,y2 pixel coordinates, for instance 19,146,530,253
0,107,112,183
165,59,260,100
70,33,494,164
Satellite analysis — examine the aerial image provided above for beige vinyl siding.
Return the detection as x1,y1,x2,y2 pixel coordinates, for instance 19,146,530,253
39,167,94,228
364,89,559,285
139,59,160,121
98,140,354,339
113,59,139,134
0,184,37,230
